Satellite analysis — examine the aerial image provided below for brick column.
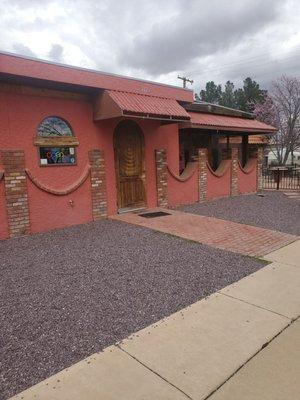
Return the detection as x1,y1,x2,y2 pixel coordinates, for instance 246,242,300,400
155,149,168,208
89,149,107,220
231,147,239,196
198,148,208,202
256,146,264,193
2,150,30,237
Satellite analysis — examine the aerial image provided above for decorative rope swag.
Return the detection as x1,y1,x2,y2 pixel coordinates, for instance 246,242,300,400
238,158,257,174
167,161,198,182
25,164,91,195
206,159,231,177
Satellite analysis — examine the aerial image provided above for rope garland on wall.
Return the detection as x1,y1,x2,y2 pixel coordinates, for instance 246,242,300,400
25,165,91,195
167,162,198,182
237,158,257,175
206,159,231,178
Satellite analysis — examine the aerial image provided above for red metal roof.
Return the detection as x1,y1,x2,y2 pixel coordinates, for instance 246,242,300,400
107,90,190,120
188,112,277,133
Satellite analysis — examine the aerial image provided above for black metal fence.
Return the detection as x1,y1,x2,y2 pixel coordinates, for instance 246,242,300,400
262,167,300,190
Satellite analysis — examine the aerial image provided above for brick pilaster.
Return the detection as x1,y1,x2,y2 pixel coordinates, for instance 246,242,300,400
256,146,264,193
198,148,208,202
2,150,30,237
231,147,239,196
155,149,168,208
89,149,107,220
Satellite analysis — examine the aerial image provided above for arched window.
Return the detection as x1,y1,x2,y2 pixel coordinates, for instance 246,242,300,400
35,117,78,166
38,117,73,137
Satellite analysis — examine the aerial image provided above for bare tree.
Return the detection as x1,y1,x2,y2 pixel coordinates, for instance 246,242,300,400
253,75,300,165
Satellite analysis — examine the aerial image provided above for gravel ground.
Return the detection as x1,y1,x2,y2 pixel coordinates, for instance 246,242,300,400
1,220,265,399
180,191,300,236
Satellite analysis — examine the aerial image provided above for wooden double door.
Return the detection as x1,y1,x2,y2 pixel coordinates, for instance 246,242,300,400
114,120,146,210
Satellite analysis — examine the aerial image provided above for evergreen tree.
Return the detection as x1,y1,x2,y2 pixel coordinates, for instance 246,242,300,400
197,77,267,112
235,77,266,112
234,88,246,111
200,81,222,104
220,81,236,108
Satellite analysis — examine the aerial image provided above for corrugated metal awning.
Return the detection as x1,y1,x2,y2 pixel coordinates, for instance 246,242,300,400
94,90,191,121
184,111,277,133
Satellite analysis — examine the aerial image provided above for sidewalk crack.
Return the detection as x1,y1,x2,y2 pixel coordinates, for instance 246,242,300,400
218,292,292,320
263,260,300,268
116,345,194,400
203,320,295,400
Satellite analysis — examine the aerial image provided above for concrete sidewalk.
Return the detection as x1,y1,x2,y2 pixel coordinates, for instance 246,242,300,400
10,240,300,400
209,320,300,400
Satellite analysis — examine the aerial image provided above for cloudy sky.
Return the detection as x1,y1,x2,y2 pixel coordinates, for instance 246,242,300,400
0,0,299,92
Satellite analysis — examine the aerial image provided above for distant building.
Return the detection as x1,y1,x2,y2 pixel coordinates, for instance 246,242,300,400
266,148,300,166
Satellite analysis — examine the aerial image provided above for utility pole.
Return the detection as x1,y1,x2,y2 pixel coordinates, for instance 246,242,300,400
177,75,193,88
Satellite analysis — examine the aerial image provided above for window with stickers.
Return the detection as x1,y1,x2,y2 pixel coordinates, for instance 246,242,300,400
35,117,78,166
39,147,76,165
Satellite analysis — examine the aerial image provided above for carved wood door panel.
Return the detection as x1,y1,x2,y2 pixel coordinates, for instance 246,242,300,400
114,121,146,209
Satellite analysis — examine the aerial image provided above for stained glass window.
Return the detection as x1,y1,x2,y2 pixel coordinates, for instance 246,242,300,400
39,147,76,165
38,117,73,137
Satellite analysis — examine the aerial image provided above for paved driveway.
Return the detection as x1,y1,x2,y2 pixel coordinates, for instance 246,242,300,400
181,191,300,236
0,219,264,399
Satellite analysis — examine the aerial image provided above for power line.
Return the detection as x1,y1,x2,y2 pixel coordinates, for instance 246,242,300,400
186,43,300,75
186,50,300,76
160,48,300,87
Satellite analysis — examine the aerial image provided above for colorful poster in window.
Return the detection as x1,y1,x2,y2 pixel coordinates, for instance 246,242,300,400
39,147,76,165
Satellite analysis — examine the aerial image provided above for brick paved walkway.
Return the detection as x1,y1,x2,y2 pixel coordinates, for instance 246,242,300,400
112,209,297,257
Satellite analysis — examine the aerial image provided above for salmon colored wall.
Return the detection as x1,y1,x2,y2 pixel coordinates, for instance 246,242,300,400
167,170,199,207
237,160,257,194
144,122,180,208
206,161,231,200
0,90,182,237
94,119,181,214
0,87,260,239
27,179,92,233
0,91,102,234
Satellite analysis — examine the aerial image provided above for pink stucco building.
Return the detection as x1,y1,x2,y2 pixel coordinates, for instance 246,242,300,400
0,52,276,239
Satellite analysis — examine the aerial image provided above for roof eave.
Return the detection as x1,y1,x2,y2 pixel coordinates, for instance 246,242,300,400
180,122,277,134
0,51,194,102
185,102,254,119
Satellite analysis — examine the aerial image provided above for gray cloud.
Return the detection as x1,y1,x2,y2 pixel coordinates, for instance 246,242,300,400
48,43,64,62
12,43,36,58
117,0,282,75
0,0,299,91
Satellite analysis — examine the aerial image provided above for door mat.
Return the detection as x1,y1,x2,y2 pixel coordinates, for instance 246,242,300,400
139,211,171,218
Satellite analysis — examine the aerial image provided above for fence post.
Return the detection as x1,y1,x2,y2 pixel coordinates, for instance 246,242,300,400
256,147,263,193
276,168,280,190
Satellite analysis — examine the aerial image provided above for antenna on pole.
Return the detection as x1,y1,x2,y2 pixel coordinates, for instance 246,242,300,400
177,75,193,88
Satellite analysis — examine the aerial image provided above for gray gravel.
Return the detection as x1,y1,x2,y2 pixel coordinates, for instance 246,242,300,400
180,191,300,236
1,219,265,399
